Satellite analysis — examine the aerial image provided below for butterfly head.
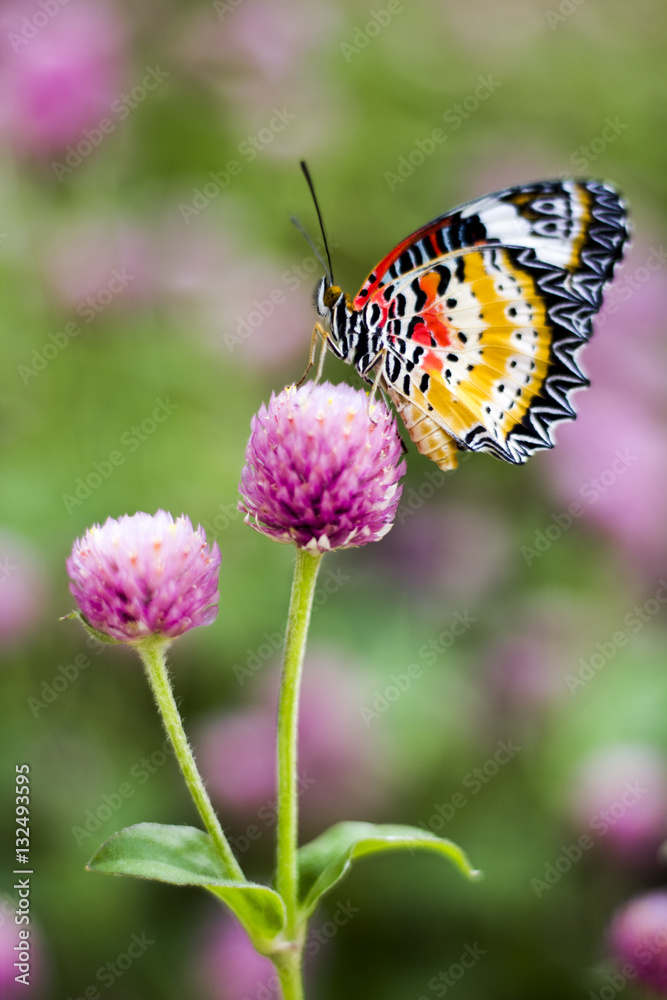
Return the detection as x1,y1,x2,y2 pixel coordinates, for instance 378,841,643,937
314,276,345,321
313,276,351,360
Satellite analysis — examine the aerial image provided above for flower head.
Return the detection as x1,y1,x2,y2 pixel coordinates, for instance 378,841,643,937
67,511,221,643
608,891,667,993
239,381,406,552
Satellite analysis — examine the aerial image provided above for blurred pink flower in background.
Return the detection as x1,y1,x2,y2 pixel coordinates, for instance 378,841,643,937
375,500,511,606
542,390,667,569
587,250,667,414
0,530,49,647
532,242,667,573
41,216,156,315
0,0,126,159
569,744,667,865
197,707,275,812
178,0,341,154
194,914,279,1000
439,0,548,54
608,891,667,994
159,216,313,370
180,0,336,95
462,153,566,202
195,648,393,834
483,598,581,716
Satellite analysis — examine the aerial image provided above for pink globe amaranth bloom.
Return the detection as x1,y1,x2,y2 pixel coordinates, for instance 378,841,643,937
608,891,667,993
67,511,221,643
239,382,406,553
0,0,125,159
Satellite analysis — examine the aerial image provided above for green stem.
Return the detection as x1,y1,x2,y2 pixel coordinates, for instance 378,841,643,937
275,951,305,1000
137,637,245,882
275,548,323,942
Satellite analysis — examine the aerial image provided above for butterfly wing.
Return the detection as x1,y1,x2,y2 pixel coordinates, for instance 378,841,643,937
355,180,629,469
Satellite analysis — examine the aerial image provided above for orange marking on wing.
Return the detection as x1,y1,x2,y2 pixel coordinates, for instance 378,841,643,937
567,184,592,270
422,349,443,373
423,312,452,347
419,270,441,305
411,324,432,347
418,271,452,347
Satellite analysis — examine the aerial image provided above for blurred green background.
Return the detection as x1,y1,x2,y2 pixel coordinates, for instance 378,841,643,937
2,0,667,997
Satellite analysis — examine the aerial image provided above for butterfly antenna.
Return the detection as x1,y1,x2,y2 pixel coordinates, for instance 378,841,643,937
299,160,335,284
289,215,332,284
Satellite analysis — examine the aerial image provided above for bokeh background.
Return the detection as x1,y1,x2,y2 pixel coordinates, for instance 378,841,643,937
1,0,667,997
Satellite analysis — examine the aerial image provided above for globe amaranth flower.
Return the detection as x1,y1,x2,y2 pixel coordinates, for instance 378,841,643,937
239,381,406,553
608,891,667,993
67,511,221,643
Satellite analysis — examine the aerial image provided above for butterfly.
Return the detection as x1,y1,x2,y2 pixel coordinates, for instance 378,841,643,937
312,178,629,470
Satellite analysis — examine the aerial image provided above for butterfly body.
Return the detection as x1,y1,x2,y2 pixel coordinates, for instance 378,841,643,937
314,179,629,470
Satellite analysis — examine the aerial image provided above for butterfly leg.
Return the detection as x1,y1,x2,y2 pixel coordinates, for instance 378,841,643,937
314,327,329,383
366,352,387,402
293,323,324,388
364,351,390,426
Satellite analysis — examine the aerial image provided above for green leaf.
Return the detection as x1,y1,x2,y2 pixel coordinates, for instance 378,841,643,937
88,823,285,949
297,821,481,918
61,609,120,644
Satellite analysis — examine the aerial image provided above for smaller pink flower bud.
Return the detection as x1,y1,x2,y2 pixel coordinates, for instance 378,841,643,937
67,510,221,643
